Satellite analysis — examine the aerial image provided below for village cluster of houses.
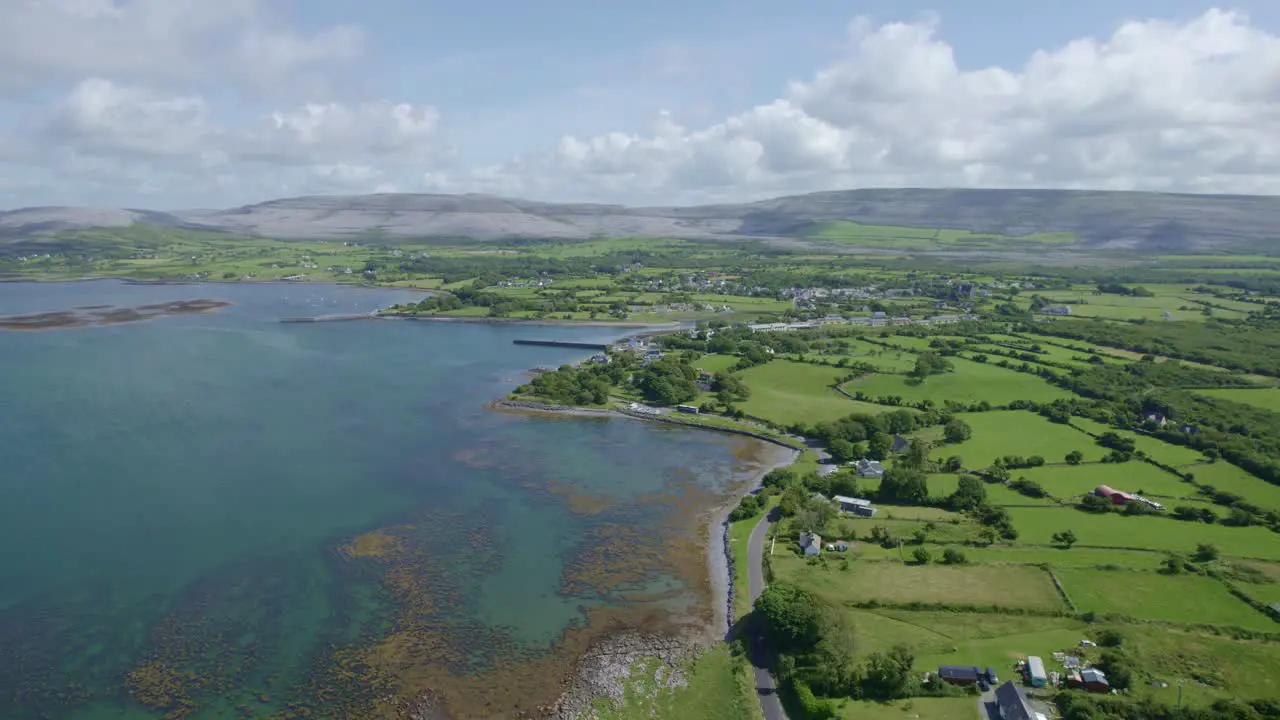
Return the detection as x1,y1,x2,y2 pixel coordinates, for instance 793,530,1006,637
636,271,750,295
937,642,1114,700
933,671,1059,720
608,337,666,365
744,312,976,333
795,495,879,556
495,278,553,289
934,651,1110,718
628,302,732,314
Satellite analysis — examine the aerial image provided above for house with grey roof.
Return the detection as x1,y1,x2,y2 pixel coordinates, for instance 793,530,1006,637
994,681,1034,720
798,531,823,556
854,459,885,478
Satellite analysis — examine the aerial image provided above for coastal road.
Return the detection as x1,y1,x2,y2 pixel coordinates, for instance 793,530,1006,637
747,508,789,720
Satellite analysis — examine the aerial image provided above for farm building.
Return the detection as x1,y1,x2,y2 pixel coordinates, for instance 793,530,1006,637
854,459,886,478
834,495,877,517
799,531,823,556
675,405,700,414
1066,668,1111,693
995,681,1035,720
1038,306,1072,316
1025,656,1048,688
1135,496,1165,511
1094,485,1136,506
937,665,983,687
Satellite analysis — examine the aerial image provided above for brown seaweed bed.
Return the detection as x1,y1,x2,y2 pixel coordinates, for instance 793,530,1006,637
115,442,772,720
0,299,231,330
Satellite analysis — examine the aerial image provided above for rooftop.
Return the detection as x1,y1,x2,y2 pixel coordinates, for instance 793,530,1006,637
833,495,872,507
995,682,1033,720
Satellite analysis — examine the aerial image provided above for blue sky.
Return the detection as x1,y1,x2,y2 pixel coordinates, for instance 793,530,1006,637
1,1,1279,207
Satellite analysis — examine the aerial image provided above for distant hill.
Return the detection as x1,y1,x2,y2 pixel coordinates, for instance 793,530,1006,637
3,188,1280,253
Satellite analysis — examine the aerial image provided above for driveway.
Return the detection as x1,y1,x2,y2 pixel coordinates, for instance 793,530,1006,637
747,508,789,720
977,686,997,720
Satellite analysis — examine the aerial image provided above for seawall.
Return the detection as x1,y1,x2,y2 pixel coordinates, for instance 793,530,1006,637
512,339,611,351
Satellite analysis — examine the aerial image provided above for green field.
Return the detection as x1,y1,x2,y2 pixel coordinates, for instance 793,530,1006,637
1055,568,1272,629
993,337,1126,368
959,545,1170,569
874,335,965,351
835,697,977,720
1120,625,1280,704
844,358,1071,407
774,556,1065,611
1184,461,1280,510
736,360,898,425
1193,388,1280,412
1030,289,1250,322
1233,579,1280,605
1010,461,1195,499
1069,417,1210,466
810,221,1073,249
1005,506,1280,560
695,353,740,374
806,340,919,372
932,411,1099,468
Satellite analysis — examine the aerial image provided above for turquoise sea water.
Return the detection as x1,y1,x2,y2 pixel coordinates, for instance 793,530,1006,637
0,281,764,719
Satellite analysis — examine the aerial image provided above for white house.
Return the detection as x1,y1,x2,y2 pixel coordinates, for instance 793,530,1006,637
855,459,885,478
799,531,823,556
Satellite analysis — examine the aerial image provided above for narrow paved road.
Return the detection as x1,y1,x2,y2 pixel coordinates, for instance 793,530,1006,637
747,509,789,720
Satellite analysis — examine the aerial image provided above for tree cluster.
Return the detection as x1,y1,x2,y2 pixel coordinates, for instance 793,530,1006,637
909,351,955,379
634,354,700,406
517,360,626,406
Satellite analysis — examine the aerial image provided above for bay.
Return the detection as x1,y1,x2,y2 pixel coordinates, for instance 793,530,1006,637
0,281,773,719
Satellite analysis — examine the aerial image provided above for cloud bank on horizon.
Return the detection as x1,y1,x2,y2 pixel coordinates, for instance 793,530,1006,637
1,1,1278,209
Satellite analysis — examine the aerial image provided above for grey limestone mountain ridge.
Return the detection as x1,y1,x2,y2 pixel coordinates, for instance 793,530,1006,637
3,188,1280,252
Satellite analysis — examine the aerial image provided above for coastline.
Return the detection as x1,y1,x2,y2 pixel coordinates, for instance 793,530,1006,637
705,443,798,637
491,398,804,717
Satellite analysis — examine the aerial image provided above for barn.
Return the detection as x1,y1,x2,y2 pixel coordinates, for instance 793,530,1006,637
1095,485,1135,506
937,665,983,686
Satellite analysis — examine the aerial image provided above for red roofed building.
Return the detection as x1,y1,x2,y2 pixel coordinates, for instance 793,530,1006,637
1095,485,1135,505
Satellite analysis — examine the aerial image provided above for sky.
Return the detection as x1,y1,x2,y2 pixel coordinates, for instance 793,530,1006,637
1,0,1279,209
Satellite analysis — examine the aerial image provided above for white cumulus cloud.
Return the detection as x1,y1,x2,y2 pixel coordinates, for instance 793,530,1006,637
497,8,1280,203
3,6,1280,207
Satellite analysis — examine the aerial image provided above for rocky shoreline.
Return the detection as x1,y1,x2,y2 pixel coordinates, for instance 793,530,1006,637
496,398,800,718
546,631,700,719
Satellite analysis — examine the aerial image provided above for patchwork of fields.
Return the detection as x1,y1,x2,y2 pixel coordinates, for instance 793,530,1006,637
743,319,1280,715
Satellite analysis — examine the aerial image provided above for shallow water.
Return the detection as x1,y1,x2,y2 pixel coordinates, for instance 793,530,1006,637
0,281,769,719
